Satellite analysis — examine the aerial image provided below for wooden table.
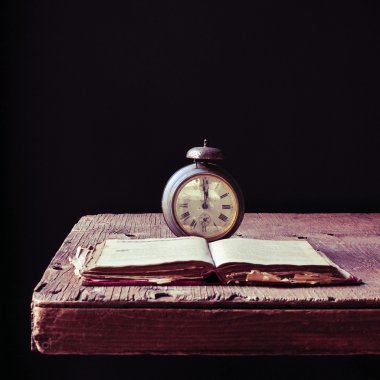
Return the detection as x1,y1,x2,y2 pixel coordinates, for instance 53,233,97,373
31,213,380,355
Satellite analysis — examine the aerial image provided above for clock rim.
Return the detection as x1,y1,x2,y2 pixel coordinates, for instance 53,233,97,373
162,163,245,242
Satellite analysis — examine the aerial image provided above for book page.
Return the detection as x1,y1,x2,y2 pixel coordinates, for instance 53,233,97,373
92,236,214,268
209,238,330,267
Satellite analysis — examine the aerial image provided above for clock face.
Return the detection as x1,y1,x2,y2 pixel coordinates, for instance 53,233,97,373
173,174,239,240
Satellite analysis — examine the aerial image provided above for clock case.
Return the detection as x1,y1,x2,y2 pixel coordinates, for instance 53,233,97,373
162,161,245,241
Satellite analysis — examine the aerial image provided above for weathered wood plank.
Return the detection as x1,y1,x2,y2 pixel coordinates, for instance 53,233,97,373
32,214,380,308
32,306,380,355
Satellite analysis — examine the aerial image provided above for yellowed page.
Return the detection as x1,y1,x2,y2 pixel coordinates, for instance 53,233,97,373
92,236,214,268
209,238,330,267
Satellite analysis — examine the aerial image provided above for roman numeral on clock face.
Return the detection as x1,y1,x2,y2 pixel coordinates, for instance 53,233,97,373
178,203,188,208
220,193,229,199
218,213,228,222
190,219,197,229
180,211,190,221
222,205,231,209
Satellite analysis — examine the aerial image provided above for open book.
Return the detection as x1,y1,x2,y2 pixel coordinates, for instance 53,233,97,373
70,237,361,286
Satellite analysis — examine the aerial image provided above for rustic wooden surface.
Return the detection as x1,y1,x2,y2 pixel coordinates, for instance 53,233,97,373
31,213,380,355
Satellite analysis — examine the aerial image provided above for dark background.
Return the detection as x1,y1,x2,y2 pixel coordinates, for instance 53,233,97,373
4,1,380,379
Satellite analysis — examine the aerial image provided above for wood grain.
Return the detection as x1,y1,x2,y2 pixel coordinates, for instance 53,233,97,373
31,213,380,355
32,307,380,355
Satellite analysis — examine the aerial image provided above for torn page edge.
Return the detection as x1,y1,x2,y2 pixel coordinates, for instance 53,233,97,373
69,246,94,276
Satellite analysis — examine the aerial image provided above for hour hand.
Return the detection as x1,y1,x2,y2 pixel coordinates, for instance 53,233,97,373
201,178,209,209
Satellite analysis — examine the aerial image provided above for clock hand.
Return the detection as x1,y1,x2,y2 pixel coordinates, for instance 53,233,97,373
202,178,209,209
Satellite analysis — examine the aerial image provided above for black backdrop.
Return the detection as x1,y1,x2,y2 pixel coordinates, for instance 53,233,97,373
4,1,380,379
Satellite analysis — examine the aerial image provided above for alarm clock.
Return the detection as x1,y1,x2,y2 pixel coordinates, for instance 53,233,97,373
162,139,245,241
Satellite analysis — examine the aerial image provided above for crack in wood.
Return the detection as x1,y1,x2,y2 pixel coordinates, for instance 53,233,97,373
153,292,172,299
50,288,62,295
35,282,47,292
